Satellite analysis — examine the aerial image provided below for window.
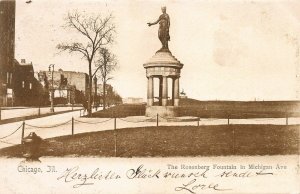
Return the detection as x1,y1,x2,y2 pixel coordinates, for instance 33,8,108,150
6,72,9,84
6,72,13,84
22,81,25,88
29,83,32,90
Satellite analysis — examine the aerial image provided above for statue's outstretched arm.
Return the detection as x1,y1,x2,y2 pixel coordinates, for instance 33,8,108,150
147,17,161,26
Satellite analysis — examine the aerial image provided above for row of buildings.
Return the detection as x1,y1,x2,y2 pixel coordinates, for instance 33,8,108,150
0,0,121,107
2,57,119,106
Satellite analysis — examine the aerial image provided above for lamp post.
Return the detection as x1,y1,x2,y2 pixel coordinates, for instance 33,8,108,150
48,64,55,113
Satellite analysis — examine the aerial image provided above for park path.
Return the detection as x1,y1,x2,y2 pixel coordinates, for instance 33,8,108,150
1,109,300,149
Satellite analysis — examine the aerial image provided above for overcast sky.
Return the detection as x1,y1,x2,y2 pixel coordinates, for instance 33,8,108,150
15,0,300,101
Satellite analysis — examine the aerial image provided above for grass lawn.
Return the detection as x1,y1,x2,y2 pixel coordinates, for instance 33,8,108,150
178,99,300,118
0,125,298,158
91,104,146,118
91,99,300,118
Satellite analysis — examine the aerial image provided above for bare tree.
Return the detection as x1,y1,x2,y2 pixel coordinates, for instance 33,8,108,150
96,48,117,110
57,10,115,116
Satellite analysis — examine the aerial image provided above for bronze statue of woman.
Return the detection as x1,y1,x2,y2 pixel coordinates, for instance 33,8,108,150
147,6,170,52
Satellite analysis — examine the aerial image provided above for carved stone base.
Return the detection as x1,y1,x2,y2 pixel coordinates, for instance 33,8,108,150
147,98,154,106
174,99,179,106
145,106,180,118
156,48,171,53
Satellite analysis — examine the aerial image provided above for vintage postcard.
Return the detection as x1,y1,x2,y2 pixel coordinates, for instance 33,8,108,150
0,0,299,193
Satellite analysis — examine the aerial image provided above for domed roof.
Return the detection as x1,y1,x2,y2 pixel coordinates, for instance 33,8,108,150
143,51,183,69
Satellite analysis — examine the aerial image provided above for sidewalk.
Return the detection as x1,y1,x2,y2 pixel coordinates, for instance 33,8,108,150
0,107,83,125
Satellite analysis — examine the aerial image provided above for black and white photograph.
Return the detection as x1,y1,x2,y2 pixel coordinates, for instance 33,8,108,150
0,0,299,193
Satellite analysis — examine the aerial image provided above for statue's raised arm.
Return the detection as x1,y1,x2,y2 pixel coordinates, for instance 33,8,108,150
147,6,170,52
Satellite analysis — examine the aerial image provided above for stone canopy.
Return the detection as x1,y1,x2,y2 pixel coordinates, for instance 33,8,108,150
143,51,183,68
143,51,183,78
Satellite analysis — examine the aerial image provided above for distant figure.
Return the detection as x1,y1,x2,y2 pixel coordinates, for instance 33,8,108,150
147,6,170,51
82,100,88,115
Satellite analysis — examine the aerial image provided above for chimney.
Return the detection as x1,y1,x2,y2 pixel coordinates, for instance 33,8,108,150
21,59,26,63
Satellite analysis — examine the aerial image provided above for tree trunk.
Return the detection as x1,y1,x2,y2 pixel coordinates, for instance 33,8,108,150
88,61,92,117
103,80,106,110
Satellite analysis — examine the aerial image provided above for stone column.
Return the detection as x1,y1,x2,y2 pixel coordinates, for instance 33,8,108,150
174,77,180,106
172,78,175,106
162,76,168,106
159,77,163,106
147,76,154,106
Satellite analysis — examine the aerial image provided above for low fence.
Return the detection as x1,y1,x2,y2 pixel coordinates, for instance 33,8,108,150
0,113,298,147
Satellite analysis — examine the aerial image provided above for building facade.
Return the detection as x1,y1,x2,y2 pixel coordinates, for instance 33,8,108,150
0,0,15,106
122,97,144,104
94,83,113,96
12,59,47,106
43,69,88,94
41,68,88,104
